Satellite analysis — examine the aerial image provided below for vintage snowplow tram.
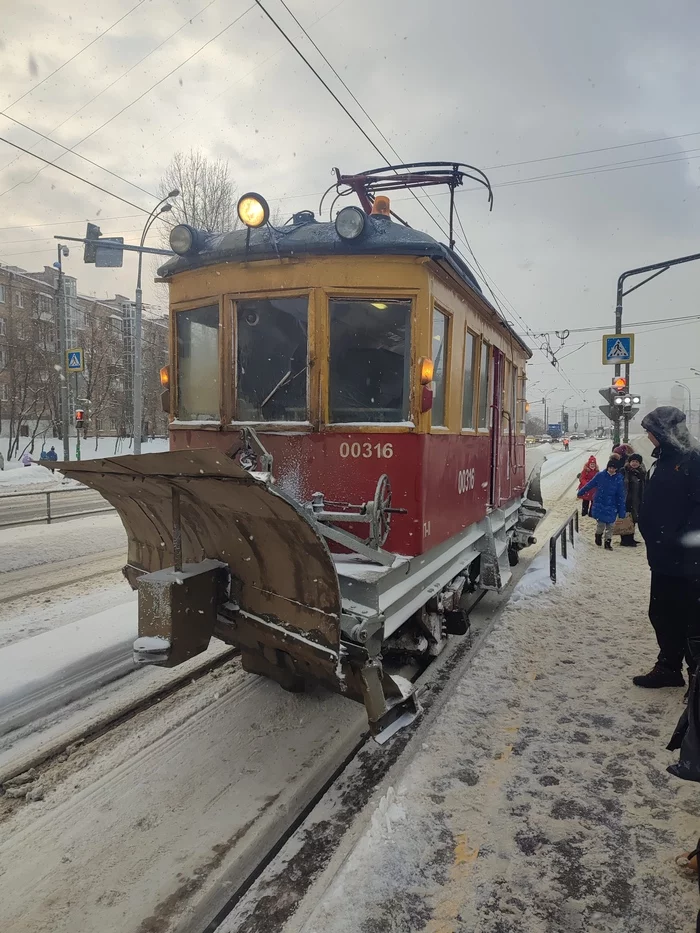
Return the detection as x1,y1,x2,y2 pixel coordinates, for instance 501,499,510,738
54,163,545,739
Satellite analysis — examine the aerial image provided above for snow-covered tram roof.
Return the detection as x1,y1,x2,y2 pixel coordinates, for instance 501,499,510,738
157,214,531,358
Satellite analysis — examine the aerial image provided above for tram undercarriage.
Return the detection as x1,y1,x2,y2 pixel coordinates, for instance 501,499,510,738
49,440,545,741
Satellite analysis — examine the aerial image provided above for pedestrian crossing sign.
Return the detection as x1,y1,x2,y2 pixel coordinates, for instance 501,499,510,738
602,333,634,365
66,348,84,373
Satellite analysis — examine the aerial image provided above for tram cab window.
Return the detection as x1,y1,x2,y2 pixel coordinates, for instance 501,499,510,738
462,330,477,429
176,304,220,421
431,308,448,427
236,297,309,422
329,299,411,423
477,341,491,430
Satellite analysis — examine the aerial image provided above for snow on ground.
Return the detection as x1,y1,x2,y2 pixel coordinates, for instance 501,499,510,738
290,500,700,933
0,436,169,493
0,511,126,574
0,575,131,649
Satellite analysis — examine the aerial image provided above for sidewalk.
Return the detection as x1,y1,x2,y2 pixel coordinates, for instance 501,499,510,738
290,520,700,933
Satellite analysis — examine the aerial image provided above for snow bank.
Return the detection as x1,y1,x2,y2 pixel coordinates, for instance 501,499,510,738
0,464,77,492
3,435,169,468
0,599,137,737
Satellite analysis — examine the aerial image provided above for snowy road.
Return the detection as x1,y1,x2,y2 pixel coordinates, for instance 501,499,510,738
0,487,110,528
0,436,604,933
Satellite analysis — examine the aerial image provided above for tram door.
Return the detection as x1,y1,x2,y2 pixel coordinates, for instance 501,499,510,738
489,348,505,506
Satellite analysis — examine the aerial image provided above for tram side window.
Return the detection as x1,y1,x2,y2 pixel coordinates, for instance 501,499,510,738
236,297,308,422
329,299,411,423
431,308,448,427
462,330,477,429
176,305,220,421
477,341,491,430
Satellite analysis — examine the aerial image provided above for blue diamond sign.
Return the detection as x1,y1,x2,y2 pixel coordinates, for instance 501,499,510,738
602,333,634,365
66,348,84,373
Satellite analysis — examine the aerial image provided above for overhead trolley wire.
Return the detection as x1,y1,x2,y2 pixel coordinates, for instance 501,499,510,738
0,135,153,214
0,4,256,201
5,0,149,111
0,0,222,178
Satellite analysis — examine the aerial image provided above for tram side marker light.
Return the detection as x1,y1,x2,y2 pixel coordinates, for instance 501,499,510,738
160,365,170,388
335,205,366,240
237,192,270,228
420,357,434,385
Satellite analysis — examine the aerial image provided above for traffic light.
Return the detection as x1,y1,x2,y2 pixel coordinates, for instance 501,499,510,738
84,223,101,263
75,409,85,426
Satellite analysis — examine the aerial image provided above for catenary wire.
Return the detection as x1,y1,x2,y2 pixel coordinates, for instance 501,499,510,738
0,4,256,201
4,0,148,111
0,0,222,177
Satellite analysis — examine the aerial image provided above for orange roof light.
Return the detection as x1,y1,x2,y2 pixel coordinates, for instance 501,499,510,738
420,357,434,385
371,196,391,217
613,377,626,390
160,365,170,388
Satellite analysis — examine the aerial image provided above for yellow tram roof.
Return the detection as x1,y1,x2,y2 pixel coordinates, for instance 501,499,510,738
158,214,531,357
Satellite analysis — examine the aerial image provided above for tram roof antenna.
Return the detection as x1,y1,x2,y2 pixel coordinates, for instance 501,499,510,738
328,162,494,251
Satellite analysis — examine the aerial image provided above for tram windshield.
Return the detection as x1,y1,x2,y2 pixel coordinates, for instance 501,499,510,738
329,299,411,423
176,304,220,421
236,297,309,422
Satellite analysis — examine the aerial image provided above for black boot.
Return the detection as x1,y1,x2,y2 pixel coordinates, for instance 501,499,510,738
620,535,635,547
604,539,612,550
633,664,685,688
595,533,602,546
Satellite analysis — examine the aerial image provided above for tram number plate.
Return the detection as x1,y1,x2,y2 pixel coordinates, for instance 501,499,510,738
339,441,394,459
457,468,475,494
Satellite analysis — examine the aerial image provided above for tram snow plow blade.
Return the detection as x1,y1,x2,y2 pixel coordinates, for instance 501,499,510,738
514,460,547,544
48,450,415,735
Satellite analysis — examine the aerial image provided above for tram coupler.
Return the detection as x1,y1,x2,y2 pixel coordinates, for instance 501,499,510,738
133,559,230,667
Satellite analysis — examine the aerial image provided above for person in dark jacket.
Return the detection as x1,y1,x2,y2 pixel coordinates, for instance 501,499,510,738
634,406,700,688
620,453,646,547
577,459,627,550
45,446,58,462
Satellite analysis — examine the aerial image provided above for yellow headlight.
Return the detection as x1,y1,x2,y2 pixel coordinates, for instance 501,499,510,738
237,192,270,229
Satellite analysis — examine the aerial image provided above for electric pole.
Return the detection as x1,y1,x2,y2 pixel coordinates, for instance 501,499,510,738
55,244,70,461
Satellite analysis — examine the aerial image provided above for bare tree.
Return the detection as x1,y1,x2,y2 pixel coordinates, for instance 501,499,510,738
158,150,240,234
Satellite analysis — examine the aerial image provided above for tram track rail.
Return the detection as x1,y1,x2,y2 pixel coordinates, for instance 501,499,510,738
0,646,239,787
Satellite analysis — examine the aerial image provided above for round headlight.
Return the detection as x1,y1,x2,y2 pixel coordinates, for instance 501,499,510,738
237,192,270,228
335,205,366,240
170,224,195,256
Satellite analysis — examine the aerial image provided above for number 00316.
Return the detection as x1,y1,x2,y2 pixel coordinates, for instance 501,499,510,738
339,442,394,459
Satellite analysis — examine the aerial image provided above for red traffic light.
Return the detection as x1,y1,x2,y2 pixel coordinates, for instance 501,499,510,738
75,409,84,422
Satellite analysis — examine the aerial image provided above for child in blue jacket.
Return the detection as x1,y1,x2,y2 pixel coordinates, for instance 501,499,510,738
577,459,627,549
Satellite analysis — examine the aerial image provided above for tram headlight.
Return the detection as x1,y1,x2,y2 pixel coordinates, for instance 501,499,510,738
170,224,197,256
335,205,366,240
237,192,270,228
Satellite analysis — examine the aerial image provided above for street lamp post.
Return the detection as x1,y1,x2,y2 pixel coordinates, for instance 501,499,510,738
614,247,700,445
676,381,692,436
133,191,178,455
55,244,71,461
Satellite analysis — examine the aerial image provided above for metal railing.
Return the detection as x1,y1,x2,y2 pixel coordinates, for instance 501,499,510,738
549,509,579,583
0,486,114,528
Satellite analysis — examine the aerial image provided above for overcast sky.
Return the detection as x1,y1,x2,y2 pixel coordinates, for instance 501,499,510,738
1,0,700,425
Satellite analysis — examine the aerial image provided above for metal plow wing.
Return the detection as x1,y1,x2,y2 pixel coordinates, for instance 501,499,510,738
50,450,343,691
